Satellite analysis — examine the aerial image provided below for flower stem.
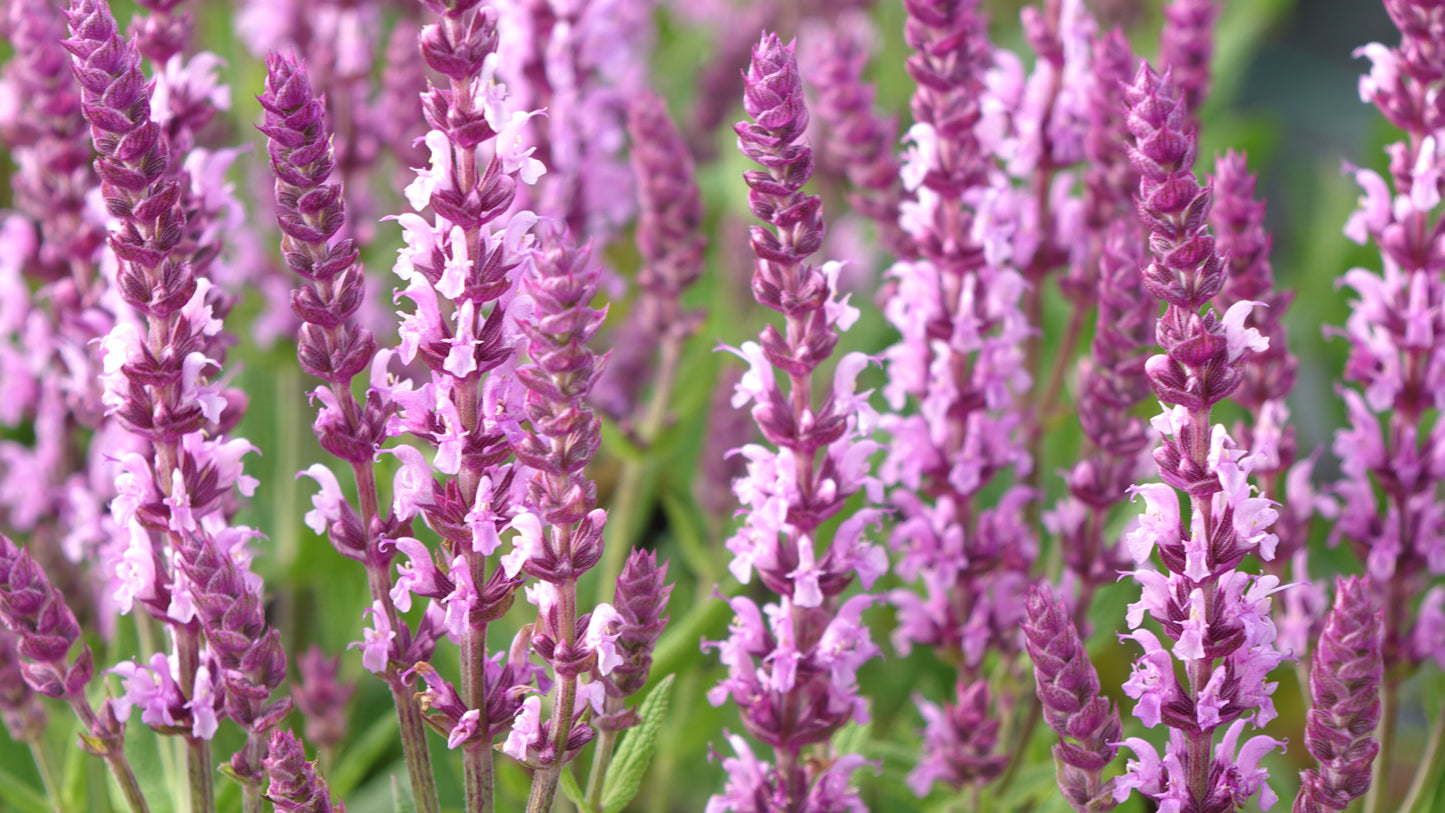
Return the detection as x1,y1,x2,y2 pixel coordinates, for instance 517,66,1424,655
68,699,151,813
1364,676,1399,813
1401,698,1445,813
353,454,441,813
389,672,443,813
995,690,1041,794
27,740,62,812
583,697,624,808
172,625,214,813
596,339,683,603
531,520,581,813
461,549,493,813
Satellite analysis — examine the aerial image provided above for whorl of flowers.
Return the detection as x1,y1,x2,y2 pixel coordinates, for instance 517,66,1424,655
705,33,885,813
1333,0,1445,676
1048,13,1149,615
259,53,383,461
881,0,1036,795
66,5,287,813
369,2,551,811
490,0,652,244
1,0,104,283
129,0,192,65
628,90,707,347
804,12,911,259
0,0,118,611
1113,62,1287,812
0,535,149,811
501,231,620,788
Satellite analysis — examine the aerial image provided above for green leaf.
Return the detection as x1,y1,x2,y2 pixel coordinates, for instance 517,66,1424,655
659,488,717,585
599,674,675,813
557,768,595,813
332,705,401,797
599,416,646,464
649,601,730,692
0,761,51,813
60,715,89,812
113,724,174,813
391,773,417,813
830,720,871,760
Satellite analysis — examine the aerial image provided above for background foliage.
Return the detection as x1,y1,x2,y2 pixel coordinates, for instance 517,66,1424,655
3,0,1439,811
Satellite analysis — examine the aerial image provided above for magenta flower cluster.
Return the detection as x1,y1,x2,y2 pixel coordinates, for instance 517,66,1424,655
0,1,1434,813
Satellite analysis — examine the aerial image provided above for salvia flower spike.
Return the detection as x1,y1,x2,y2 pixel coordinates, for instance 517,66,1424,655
1115,61,1288,813
706,32,885,813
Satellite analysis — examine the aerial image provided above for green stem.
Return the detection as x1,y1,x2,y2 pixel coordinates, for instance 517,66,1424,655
583,697,624,808
595,339,683,603
1364,677,1399,813
1400,699,1445,813
461,551,494,813
66,699,151,813
390,674,442,813
994,689,1040,794
240,727,267,813
353,448,441,813
528,574,580,813
27,740,62,812
173,626,214,813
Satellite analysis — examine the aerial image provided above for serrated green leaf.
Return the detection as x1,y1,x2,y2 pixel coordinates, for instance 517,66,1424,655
0,760,51,813
557,768,595,813
391,773,416,813
599,674,675,813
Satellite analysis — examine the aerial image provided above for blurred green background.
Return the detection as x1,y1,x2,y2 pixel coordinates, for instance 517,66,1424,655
3,1,1439,812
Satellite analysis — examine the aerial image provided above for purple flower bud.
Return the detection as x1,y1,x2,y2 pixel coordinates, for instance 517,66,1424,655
291,646,354,754
264,729,346,813
1210,150,1297,419
1158,0,1218,114
2,0,104,279
1125,64,1265,413
602,550,673,699
0,535,88,698
628,91,706,344
1082,27,1139,234
1022,586,1121,811
804,13,912,260
129,0,192,64
0,630,48,742
909,682,1007,795
1294,577,1382,813
65,0,194,322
